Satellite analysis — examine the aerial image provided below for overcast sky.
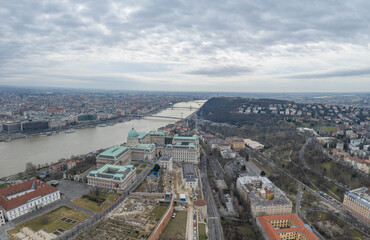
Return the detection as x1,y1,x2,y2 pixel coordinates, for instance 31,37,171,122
1,0,370,92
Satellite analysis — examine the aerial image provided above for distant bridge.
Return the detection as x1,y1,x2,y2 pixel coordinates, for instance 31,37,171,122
171,106,199,110
133,115,184,120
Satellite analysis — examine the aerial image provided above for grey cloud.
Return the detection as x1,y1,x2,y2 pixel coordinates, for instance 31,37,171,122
287,68,370,79
185,66,253,77
0,0,370,91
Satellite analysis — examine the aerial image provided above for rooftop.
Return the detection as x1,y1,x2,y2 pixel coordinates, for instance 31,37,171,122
0,179,59,211
88,164,135,181
346,187,370,209
182,164,197,179
237,176,291,207
159,154,172,162
130,144,156,152
257,214,318,240
166,142,196,149
149,130,168,136
173,134,198,142
98,146,129,160
128,128,148,139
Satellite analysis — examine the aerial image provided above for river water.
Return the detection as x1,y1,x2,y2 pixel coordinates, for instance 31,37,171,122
0,100,205,177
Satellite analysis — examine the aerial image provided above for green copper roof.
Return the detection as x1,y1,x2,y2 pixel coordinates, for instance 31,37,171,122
128,128,139,137
173,134,198,141
130,144,156,152
98,146,129,160
88,164,135,182
166,142,196,149
128,127,148,139
149,130,168,136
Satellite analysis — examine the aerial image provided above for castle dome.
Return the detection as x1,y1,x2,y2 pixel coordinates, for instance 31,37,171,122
128,128,139,138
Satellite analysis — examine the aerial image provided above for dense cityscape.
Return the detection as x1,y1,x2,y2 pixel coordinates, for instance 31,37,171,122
1,0,370,240
0,89,369,240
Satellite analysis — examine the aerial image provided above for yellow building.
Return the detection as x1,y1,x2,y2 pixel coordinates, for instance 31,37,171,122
225,137,245,151
343,187,370,224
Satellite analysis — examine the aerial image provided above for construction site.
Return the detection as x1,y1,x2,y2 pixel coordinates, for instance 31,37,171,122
73,194,173,240
71,162,207,240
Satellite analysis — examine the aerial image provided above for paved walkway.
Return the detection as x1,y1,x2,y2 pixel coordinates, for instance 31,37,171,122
0,227,10,240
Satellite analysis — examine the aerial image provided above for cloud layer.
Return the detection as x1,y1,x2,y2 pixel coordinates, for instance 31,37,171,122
0,0,370,91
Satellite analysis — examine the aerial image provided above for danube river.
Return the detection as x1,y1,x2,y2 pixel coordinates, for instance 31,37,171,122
0,100,205,177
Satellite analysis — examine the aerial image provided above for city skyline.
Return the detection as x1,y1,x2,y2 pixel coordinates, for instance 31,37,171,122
1,1,370,92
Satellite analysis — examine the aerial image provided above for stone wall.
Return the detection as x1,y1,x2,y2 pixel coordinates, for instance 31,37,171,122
148,197,174,240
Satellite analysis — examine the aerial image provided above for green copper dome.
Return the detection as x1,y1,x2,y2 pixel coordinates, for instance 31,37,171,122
128,128,139,137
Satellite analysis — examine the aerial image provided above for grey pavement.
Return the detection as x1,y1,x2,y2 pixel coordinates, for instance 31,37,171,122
58,179,93,201
200,156,224,240
0,227,10,240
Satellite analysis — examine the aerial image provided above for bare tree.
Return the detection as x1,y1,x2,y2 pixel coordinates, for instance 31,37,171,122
25,162,36,173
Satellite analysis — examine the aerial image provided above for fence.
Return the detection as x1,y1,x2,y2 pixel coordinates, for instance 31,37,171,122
55,166,152,240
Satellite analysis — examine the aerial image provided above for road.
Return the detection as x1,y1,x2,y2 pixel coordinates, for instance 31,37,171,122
186,205,195,240
200,155,224,240
248,148,370,238
296,185,302,218
209,157,225,179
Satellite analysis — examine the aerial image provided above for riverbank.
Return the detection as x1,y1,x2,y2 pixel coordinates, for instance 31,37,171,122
0,100,205,177
0,99,203,143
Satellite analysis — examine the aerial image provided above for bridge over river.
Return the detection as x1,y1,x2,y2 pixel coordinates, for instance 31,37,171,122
132,115,184,120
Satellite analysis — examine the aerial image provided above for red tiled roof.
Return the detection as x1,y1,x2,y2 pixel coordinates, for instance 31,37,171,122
0,179,59,211
257,214,318,240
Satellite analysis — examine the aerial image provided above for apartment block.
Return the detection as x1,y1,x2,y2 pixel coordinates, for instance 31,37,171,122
343,187,370,224
236,176,292,217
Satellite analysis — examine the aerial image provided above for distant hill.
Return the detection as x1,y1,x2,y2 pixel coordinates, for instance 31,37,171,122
197,97,291,125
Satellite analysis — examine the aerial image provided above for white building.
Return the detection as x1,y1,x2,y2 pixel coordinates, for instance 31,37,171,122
244,139,264,150
172,134,199,146
159,154,173,171
181,164,198,189
0,179,60,221
160,142,199,164
221,149,236,159
0,209,5,225
236,176,292,217
127,128,150,147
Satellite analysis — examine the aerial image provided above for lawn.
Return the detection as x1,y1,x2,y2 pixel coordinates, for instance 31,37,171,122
321,126,337,132
160,211,187,239
72,192,119,212
149,204,169,220
141,164,147,168
0,184,9,189
136,169,143,174
251,159,272,176
133,163,140,167
8,206,90,237
198,223,207,240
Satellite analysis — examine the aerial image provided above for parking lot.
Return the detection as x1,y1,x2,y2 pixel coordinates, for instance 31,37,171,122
57,180,93,200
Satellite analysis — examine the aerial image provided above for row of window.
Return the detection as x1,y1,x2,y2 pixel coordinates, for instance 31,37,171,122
8,192,59,217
